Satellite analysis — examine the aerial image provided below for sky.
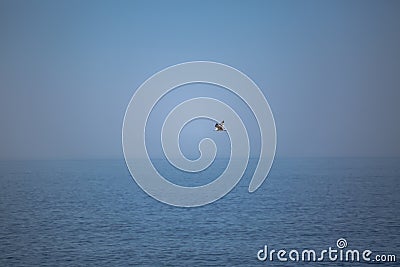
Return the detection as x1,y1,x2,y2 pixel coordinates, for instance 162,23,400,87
0,0,399,160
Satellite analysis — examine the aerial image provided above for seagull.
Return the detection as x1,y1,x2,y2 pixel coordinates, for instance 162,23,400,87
214,120,226,131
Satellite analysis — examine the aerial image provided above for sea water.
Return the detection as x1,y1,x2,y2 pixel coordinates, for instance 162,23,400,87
0,158,399,266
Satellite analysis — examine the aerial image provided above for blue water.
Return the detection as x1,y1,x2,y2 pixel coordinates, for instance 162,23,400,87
0,158,399,266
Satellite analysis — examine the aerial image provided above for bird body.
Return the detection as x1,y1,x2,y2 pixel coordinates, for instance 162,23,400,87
214,120,226,131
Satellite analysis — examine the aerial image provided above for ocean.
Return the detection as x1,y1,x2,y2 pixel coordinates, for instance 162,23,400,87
1,158,399,266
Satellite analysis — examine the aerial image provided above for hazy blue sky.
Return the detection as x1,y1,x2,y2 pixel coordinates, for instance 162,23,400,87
0,0,399,159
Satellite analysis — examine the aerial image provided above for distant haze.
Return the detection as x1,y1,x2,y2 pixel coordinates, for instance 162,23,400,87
0,0,399,160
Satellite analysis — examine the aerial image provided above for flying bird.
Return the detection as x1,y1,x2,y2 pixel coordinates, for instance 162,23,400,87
214,120,226,131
